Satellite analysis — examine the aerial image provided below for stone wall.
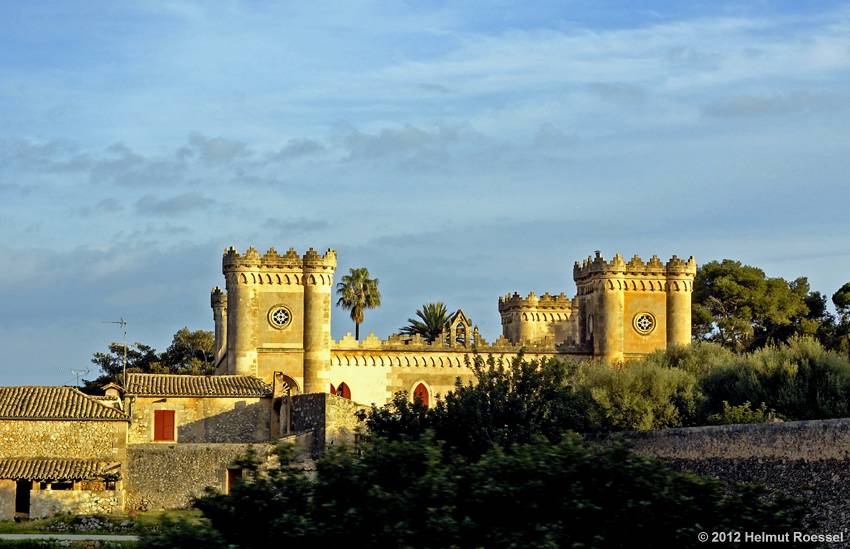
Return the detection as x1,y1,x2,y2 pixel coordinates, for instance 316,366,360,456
0,420,127,461
291,393,366,454
616,418,850,534
125,443,274,510
128,397,271,444
29,489,121,518
0,480,14,520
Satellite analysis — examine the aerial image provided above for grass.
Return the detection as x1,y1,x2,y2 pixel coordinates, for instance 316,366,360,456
0,509,200,535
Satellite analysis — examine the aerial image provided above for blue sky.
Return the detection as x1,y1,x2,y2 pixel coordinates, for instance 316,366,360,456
1,1,849,385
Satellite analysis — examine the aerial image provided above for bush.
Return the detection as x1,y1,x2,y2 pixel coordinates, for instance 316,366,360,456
580,360,700,431
699,337,850,420
707,401,776,425
143,435,808,549
360,353,598,458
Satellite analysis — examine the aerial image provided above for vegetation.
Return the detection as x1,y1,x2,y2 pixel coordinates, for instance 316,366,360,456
399,301,451,342
85,327,214,391
141,352,810,548
364,337,850,434
693,259,850,355
335,267,381,340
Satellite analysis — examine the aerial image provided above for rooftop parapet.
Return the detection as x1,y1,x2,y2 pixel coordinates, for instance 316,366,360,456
332,331,571,353
498,291,574,312
223,246,336,272
573,251,696,280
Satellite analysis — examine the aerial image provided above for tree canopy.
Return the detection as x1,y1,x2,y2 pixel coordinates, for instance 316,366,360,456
692,259,816,351
85,327,215,391
399,302,451,343
335,267,381,340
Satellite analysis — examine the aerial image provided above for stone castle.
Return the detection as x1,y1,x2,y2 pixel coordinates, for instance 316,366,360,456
211,246,696,405
0,246,695,519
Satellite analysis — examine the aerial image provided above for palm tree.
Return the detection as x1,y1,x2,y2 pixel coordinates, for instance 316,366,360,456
400,302,450,343
336,267,381,340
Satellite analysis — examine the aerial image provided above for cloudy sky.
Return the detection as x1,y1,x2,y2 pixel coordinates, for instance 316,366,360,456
2,1,849,385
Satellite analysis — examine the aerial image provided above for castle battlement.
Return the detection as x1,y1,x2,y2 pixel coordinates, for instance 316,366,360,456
210,286,226,308
498,291,573,312
330,331,565,354
573,251,696,280
222,246,336,272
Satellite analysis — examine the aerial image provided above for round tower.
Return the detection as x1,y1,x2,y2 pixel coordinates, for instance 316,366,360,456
223,247,261,376
666,256,697,347
302,248,337,394
210,286,228,365
597,254,626,365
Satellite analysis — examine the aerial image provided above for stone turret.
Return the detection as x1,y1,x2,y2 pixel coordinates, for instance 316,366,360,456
301,248,337,394
210,286,227,365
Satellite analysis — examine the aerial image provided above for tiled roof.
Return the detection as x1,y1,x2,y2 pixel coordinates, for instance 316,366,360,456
0,387,127,420
125,373,272,397
0,458,120,481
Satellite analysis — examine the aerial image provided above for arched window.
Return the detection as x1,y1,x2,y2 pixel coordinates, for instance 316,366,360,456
329,384,337,396
337,382,351,400
413,383,429,407
455,324,466,345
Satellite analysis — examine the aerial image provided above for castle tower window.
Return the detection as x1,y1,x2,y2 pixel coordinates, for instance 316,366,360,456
633,312,656,335
413,383,429,407
337,382,351,400
154,409,176,441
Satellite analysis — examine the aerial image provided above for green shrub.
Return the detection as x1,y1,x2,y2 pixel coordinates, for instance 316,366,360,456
707,401,776,425
699,337,850,420
642,341,736,377
580,360,700,431
143,435,808,549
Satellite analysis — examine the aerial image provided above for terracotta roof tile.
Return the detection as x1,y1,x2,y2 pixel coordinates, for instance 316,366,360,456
0,458,120,481
0,387,127,420
125,373,272,397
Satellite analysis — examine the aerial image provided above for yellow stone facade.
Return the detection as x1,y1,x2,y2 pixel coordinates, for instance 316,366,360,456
212,247,696,405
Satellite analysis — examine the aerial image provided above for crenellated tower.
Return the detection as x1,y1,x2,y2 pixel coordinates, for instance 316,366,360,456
498,292,577,346
219,246,336,391
572,251,696,364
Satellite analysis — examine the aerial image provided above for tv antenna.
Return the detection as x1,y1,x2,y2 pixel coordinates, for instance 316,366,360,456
102,317,128,386
69,368,90,387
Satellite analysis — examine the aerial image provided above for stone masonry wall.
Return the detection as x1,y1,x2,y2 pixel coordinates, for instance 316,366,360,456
0,420,127,461
617,418,850,535
125,443,275,510
128,397,271,444
0,480,14,520
30,489,121,519
291,393,366,455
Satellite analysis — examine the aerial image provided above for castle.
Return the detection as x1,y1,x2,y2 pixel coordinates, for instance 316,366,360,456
0,247,695,519
210,247,696,405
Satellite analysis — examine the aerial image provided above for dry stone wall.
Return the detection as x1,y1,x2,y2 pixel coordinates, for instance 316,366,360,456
617,418,850,535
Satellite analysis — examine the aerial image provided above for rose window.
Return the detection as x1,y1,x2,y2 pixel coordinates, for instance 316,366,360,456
268,305,293,329
633,312,656,335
